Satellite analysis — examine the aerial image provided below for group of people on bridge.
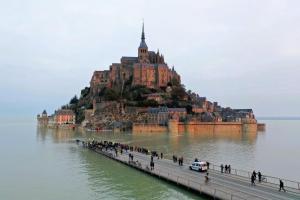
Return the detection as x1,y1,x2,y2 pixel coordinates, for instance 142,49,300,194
250,170,286,192
172,155,184,166
220,164,231,173
78,139,290,193
251,170,263,185
80,139,164,171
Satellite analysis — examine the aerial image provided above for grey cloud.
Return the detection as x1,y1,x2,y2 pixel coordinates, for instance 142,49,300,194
0,0,299,117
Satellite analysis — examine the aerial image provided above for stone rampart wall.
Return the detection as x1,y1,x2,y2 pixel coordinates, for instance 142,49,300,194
132,123,168,133
177,121,257,134
132,121,258,134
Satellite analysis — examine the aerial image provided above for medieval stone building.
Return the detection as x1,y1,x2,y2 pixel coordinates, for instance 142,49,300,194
90,23,181,95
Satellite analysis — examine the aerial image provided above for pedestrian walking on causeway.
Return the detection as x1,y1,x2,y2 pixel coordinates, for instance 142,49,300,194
207,161,210,169
279,180,286,192
228,165,231,174
173,155,177,163
251,174,256,186
128,153,133,161
178,157,183,166
221,164,224,173
205,172,209,183
258,171,262,182
161,152,163,159
252,170,257,180
225,165,228,173
150,161,154,170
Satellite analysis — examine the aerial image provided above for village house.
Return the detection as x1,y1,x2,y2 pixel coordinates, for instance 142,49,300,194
143,93,164,104
54,109,76,125
168,108,187,120
147,107,169,125
37,110,48,126
146,107,187,125
192,106,205,114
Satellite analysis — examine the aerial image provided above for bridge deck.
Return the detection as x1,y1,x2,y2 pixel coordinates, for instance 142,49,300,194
83,145,300,200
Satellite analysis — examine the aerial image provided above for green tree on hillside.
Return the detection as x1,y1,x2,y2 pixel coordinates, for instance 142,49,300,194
80,87,90,98
171,85,186,101
70,95,79,105
103,88,120,101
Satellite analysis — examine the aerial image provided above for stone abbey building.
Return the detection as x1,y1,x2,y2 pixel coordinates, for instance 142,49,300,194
90,23,181,95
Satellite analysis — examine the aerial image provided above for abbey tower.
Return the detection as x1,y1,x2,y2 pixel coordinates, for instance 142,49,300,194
90,23,181,95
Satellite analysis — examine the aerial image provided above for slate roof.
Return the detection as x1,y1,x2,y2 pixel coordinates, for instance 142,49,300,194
55,109,75,116
139,40,148,48
233,109,253,113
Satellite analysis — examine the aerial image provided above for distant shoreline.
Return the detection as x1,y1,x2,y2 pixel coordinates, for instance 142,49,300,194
257,117,300,120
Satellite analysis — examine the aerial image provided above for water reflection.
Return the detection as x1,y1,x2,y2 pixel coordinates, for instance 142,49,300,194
76,147,204,200
36,127,259,171
34,121,300,196
36,127,205,199
37,127,78,143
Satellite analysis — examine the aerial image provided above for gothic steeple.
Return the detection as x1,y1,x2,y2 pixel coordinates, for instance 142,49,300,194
139,22,148,49
138,22,149,63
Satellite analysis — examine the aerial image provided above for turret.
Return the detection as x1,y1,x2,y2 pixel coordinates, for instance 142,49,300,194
42,110,47,117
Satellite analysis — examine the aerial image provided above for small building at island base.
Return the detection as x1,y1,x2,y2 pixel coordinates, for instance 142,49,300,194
54,109,76,125
37,109,76,129
37,110,49,127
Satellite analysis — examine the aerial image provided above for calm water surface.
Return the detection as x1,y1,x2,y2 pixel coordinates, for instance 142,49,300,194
0,118,299,200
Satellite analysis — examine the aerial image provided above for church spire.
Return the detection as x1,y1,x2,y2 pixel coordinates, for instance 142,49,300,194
141,22,145,40
139,22,148,49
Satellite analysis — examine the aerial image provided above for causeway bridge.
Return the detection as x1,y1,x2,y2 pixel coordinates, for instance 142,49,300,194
78,141,300,200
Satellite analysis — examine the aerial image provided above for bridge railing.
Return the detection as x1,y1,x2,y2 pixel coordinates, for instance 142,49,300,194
84,141,300,191
182,157,300,190
145,163,266,200
100,149,252,200
92,147,275,200
209,163,300,190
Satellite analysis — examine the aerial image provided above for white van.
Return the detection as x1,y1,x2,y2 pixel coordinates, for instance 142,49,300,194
189,161,208,172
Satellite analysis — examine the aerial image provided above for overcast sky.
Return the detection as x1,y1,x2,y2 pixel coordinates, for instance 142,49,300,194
0,0,299,117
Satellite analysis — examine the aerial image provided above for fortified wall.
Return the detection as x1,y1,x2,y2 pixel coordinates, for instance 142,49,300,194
132,119,257,134
132,123,168,133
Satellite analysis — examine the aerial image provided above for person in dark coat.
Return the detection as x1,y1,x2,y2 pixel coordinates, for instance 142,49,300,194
221,164,224,173
150,161,154,170
179,157,183,166
279,180,286,192
251,174,256,186
252,170,257,180
258,171,262,182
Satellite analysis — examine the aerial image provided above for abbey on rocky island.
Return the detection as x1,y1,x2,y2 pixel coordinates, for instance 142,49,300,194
90,23,180,96
38,23,263,133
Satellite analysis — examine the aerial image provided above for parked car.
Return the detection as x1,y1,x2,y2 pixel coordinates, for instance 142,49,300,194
189,161,208,172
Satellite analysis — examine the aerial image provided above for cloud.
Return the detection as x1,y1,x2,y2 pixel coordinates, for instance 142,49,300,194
0,0,299,117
